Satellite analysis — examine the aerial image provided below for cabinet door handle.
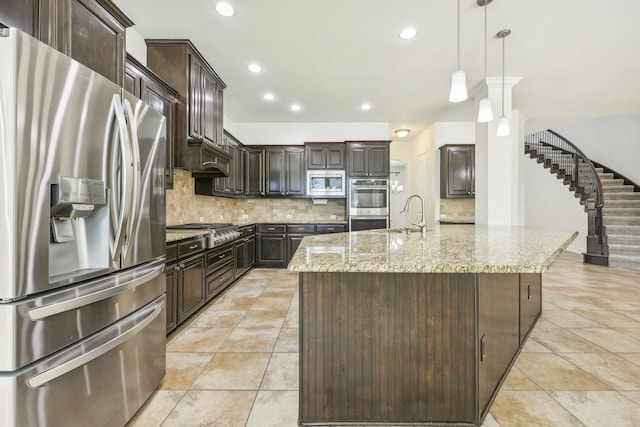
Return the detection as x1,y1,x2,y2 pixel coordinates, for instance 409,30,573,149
179,263,185,269
480,335,487,362
189,244,199,250
527,284,532,300
267,227,276,231
219,254,226,259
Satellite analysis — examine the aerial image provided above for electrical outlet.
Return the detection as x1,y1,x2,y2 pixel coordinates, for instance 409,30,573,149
219,215,224,220
286,214,293,219
241,214,249,219
199,216,205,222
330,215,337,220
440,214,447,219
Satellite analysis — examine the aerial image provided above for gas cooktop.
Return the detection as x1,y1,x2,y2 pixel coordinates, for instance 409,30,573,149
167,223,240,248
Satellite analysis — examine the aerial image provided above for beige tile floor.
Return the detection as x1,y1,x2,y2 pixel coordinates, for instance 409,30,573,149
127,252,640,427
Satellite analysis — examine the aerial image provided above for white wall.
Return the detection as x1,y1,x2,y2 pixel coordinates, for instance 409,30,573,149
125,28,147,65
224,120,389,145
524,158,587,253
554,115,640,184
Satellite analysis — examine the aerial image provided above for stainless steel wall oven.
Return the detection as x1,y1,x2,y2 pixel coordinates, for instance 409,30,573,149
348,178,390,231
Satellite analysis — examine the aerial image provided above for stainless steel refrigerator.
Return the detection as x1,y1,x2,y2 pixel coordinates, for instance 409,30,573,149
0,28,167,427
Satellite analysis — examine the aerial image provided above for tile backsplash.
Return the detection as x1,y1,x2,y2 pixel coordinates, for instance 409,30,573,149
167,169,346,225
440,198,475,221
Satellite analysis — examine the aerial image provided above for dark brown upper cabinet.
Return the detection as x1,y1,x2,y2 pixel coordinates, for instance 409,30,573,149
1,0,133,85
346,141,390,178
0,0,40,36
440,144,475,198
124,54,177,189
146,39,229,176
265,146,305,197
305,142,346,170
244,147,265,197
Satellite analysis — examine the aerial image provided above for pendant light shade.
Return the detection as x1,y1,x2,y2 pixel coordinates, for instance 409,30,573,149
449,0,467,103
496,116,510,136
477,98,494,123
477,0,493,123
497,29,511,137
449,70,468,102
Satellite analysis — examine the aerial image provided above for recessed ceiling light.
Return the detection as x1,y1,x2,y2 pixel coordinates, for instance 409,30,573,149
248,63,262,73
399,27,417,40
361,103,372,111
215,2,235,17
291,104,301,112
263,93,275,101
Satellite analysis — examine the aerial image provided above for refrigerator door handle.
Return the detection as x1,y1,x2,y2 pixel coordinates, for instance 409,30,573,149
108,94,132,261
26,298,165,388
122,99,141,260
26,264,164,321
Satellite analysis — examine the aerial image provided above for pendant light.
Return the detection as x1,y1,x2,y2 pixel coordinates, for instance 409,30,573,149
477,0,493,122
496,29,511,136
449,0,468,102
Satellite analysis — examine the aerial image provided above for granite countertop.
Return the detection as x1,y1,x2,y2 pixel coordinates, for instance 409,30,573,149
287,225,578,274
166,229,208,243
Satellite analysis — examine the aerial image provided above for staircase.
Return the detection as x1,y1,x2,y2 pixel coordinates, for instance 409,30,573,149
524,130,608,266
524,130,640,269
597,168,640,269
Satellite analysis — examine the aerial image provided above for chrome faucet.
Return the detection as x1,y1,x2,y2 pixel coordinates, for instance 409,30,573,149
400,194,427,235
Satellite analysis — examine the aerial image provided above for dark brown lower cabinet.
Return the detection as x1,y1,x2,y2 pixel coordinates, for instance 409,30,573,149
165,262,178,334
520,273,542,344
176,253,205,324
256,224,287,267
205,242,235,301
299,271,541,426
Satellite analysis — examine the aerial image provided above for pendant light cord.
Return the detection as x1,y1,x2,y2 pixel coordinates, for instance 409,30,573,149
457,0,461,70
483,5,488,97
501,34,505,116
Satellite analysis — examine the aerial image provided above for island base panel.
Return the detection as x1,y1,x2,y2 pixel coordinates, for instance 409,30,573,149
300,272,478,425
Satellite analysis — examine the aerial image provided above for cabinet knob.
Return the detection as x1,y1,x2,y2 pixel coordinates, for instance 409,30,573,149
467,191,471,195
219,254,226,259
179,263,185,269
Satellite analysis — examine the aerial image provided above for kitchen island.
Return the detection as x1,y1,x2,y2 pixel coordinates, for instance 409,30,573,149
288,225,577,426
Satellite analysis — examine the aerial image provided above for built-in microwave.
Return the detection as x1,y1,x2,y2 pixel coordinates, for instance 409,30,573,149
306,170,346,197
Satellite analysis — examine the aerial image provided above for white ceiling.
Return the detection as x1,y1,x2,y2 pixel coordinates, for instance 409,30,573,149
113,0,640,139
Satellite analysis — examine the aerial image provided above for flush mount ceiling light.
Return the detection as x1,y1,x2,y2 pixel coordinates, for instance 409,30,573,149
215,1,235,17
263,93,275,101
496,29,511,136
449,0,468,102
395,129,411,138
399,27,417,40
291,104,301,112
477,0,494,123
248,63,262,73
360,103,372,111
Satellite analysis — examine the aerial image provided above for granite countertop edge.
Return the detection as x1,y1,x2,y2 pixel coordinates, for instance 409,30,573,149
287,226,578,274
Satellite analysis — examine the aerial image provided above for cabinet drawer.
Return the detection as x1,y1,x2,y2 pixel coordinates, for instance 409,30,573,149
316,224,347,234
177,237,205,259
286,224,315,234
257,224,286,234
206,245,234,274
166,243,178,263
206,262,234,300
238,225,256,238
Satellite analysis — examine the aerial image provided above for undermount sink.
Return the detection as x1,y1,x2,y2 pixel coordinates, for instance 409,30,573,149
372,227,424,234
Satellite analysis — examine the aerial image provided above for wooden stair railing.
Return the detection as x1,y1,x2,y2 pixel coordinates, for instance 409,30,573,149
524,129,608,266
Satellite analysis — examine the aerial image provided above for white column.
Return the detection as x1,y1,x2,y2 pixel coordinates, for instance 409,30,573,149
475,77,523,226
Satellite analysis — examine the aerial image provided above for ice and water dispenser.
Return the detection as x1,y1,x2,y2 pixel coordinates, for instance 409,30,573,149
49,177,108,280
